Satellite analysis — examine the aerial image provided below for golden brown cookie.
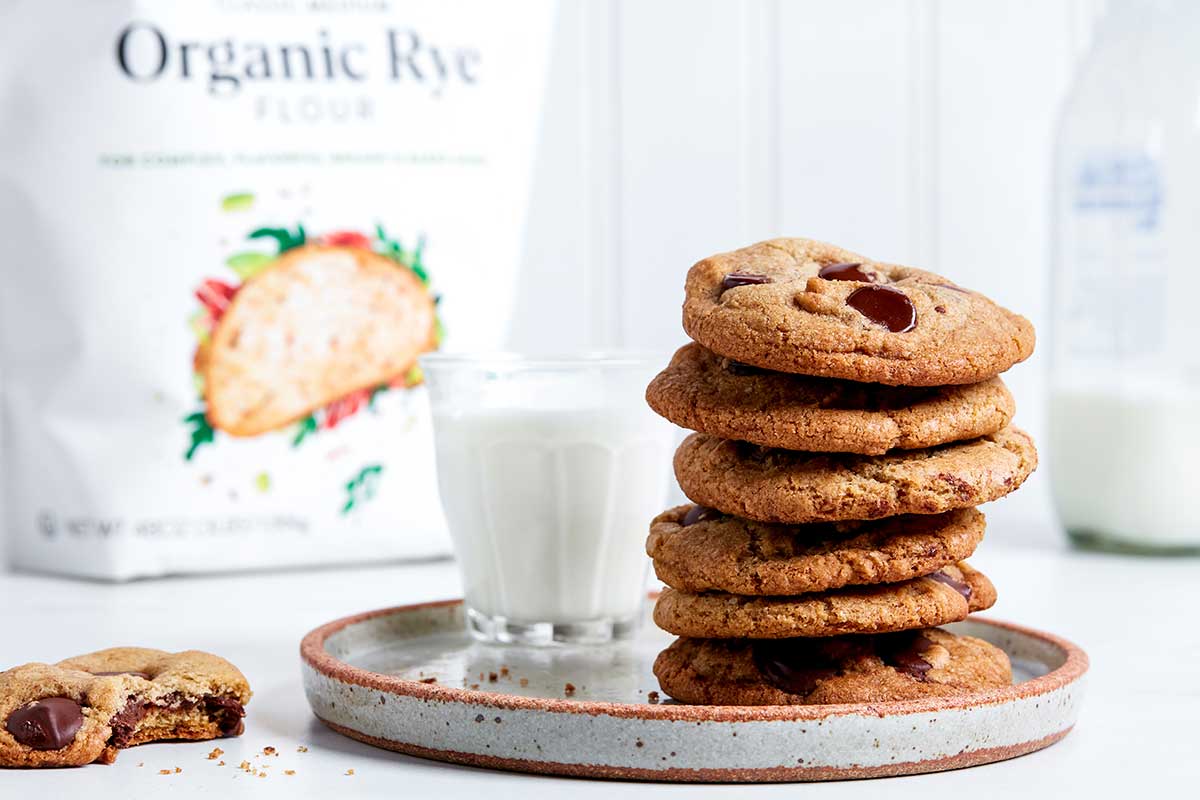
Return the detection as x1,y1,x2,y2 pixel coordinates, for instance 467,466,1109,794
0,648,250,768
652,562,995,639
682,238,1035,386
653,627,1012,705
674,426,1036,523
648,505,985,595
645,343,1015,455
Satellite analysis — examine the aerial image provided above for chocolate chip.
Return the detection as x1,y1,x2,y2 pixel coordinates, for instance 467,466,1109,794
752,640,841,695
91,671,151,680
681,505,721,526
6,697,84,750
205,696,246,736
928,570,972,600
876,631,935,680
888,650,932,680
818,262,877,283
846,285,916,332
107,698,149,749
721,272,772,290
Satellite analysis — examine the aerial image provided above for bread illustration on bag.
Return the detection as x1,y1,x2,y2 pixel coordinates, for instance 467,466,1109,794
185,223,441,458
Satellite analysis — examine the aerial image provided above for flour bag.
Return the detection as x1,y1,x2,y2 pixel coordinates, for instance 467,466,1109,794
0,0,554,578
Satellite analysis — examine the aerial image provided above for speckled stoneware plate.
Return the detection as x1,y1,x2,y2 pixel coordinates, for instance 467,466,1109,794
300,599,1087,782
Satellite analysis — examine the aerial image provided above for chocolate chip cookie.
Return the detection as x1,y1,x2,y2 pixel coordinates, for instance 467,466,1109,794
646,343,1015,455
674,426,1036,524
682,238,1035,386
648,505,985,596
0,648,250,768
653,627,1012,705
652,562,995,639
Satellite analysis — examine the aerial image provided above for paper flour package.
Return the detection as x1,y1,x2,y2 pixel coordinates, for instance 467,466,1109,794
0,0,554,579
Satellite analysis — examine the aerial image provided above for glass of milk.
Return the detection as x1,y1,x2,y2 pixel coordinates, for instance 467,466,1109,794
420,353,675,644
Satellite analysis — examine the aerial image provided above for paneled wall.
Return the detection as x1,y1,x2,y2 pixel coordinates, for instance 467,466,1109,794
514,0,1108,540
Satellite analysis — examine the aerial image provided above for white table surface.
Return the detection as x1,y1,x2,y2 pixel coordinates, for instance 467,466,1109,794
1,521,1197,797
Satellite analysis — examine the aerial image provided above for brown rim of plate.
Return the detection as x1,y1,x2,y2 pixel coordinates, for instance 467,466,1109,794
315,718,1072,782
299,597,1089,723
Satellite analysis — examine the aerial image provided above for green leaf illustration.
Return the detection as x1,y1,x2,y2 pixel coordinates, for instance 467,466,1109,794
226,251,274,280
291,414,318,448
184,410,215,461
342,464,384,514
221,192,255,212
409,235,429,284
373,223,432,286
249,224,306,254
367,384,389,410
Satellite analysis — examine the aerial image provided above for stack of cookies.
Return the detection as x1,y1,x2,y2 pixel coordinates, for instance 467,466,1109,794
643,238,1037,705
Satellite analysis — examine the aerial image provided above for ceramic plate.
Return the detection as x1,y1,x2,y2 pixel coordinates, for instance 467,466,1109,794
300,599,1087,782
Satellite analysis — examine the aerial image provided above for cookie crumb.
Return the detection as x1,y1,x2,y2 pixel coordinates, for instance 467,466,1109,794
138,762,144,767
469,683,479,690
159,769,172,775
239,760,251,771
207,747,223,760
564,682,576,696
263,746,276,756
345,768,355,776
297,746,308,753
519,678,528,687
285,770,296,776
420,676,437,684
488,672,498,682
218,761,225,766
647,691,660,704
500,667,510,677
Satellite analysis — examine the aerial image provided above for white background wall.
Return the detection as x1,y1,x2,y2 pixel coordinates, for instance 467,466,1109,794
513,0,1109,543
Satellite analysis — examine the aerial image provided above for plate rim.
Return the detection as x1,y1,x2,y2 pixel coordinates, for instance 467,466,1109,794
299,598,1089,722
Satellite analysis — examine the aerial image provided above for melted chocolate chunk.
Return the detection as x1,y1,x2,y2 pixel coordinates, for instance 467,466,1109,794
721,272,772,291
846,285,916,332
681,505,721,526
106,694,246,749
752,639,843,694
6,697,84,750
107,698,150,749
927,570,972,600
205,695,246,736
91,671,151,680
818,262,877,283
876,631,935,680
